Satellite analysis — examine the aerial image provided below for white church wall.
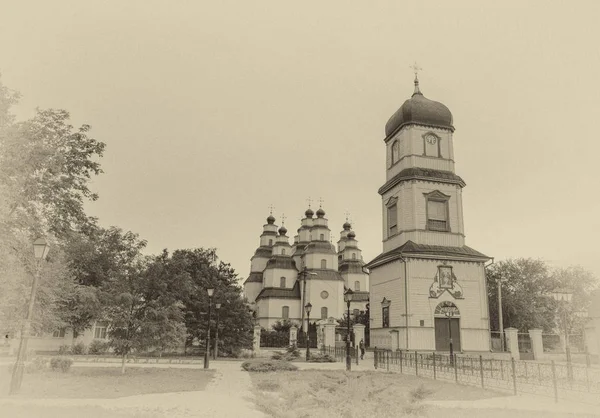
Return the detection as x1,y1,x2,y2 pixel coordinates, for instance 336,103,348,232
257,299,302,330
304,253,337,270
262,268,297,288
250,257,268,273
369,260,406,330
306,280,345,320
244,282,262,303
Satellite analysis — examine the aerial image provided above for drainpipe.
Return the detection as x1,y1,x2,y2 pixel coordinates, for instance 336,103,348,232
484,257,495,351
400,253,409,350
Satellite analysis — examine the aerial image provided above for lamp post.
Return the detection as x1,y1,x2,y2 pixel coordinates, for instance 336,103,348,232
305,303,312,361
10,238,50,395
344,288,354,372
213,303,221,360
444,310,455,366
204,288,214,369
497,277,506,352
551,289,573,379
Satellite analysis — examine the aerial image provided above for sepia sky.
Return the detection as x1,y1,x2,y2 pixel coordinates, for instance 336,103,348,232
2,0,599,282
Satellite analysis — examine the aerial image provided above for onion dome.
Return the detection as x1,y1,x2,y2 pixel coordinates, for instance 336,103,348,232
305,208,314,218
278,225,287,235
347,231,356,239
316,208,325,218
385,77,453,137
267,215,275,224
343,221,351,230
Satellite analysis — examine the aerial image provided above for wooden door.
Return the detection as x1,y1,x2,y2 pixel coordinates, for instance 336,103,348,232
434,317,461,351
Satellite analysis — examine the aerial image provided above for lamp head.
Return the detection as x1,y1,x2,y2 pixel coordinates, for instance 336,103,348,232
207,288,214,297
305,302,312,314
216,303,221,309
33,238,50,260
344,288,354,303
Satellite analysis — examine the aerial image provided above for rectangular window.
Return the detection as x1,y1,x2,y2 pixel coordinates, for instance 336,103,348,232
427,200,448,231
321,307,328,319
354,281,360,291
282,306,289,320
52,328,66,338
94,322,108,339
382,306,390,328
387,204,398,237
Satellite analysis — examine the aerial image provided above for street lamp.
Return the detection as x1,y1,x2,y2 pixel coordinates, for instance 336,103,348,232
10,237,50,395
204,288,214,369
444,310,455,366
305,303,312,361
213,303,221,360
496,276,507,352
344,288,354,372
551,289,573,378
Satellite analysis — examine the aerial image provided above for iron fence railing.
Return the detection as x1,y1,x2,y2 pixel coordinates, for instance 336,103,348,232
321,345,359,364
372,348,600,403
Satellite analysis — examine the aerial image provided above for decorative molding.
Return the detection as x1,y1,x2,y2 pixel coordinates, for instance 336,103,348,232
422,132,442,158
381,297,391,307
429,265,464,299
434,301,461,317
385,196,398,208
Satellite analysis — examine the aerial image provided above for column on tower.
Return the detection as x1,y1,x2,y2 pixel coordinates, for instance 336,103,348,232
243,214,278,304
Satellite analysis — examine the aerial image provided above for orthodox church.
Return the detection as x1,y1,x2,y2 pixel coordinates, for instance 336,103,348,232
243,207,369,331
365,73,492,352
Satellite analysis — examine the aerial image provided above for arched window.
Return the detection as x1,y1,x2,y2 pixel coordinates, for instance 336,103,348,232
268,239,273,246
280,277,286,288
321,259,327,269
425,190,450,232
281,248,286,255
352,253,357,259
321,307,328,319
282,306,289,320
391,140,400,165
434,301,460,317
354,281,360,291
320,233,324,240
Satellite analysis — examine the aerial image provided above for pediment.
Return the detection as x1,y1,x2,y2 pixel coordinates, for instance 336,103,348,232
385,196,398,208
423,190,451,200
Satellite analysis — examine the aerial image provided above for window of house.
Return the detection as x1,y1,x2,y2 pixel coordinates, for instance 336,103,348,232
427,198,449,231
321,259,327,269
52,328,66,338
94,322,108,339
320,233,324,240
280,277,286,288
282,306,289,320
387,204,398,237
354,281,360,291
391,140,400,165
352,253,356,259
382,307,390,328
321,307,328,319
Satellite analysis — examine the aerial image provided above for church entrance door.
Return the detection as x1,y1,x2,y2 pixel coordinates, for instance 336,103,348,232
434,318,461,351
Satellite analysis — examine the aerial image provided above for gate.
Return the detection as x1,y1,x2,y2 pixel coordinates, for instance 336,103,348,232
518,333,534,360
297,323,317,348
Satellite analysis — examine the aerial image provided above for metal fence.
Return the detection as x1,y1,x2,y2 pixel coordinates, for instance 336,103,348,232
372,348,600,403
321,345,359,364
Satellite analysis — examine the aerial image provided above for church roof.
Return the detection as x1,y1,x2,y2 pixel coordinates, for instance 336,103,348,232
385,81,454,138
255,281,301,300
379,167,466,195
303,241,337,255
339,262,366,274
305,269,345,281
365,240,490,269
350,291,370,302
265,256,298,270
244,271,263,284
252,247,272,259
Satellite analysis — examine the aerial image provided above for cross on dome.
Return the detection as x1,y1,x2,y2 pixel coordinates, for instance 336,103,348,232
268,204,274,215
409,62,423,96
306,197,312,208
281,213,286,225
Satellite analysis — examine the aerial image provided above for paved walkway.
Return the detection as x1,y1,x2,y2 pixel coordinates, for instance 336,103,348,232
0,361,266,418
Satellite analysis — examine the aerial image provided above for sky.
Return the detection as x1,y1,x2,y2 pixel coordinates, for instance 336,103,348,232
1,0,599,283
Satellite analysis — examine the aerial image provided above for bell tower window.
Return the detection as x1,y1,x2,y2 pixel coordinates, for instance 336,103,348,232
321,259,327,269
391,140,400,165
386,196,399,238
424,191,450,232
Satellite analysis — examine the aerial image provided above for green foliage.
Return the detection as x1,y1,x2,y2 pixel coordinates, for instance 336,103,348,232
307,352,336,363
50,356,73,372
271,345,300,361
88,339,110,355
58,344,72,355
486,259,599,333
241,359,298,372
71,341,87,355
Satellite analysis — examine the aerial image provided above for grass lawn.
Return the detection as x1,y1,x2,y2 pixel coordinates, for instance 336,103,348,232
0,365,214,399
0,404,170,418
248,370,594,418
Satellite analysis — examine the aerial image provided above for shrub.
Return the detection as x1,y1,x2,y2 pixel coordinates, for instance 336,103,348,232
50,356,73,372
88,339,109,355
308,352,336,363
26,357,48,373
71,341,87,355
241,359,298,372
58,344,71,355
239,349,256,359
402,384,433,416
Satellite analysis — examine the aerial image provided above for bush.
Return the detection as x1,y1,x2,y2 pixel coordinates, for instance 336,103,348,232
50,356,73,372
241,359,298,372
58,344,72,355
71,342,87,355
26,357,49,373
308,352,336,363
238,349,256,359
88,339,109,355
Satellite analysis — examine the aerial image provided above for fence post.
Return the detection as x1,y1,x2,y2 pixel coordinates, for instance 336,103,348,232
551,360,558,403
374,347,377,369
399,350,403,374
433,353,437,380
386,350,390,372
356,346,359,365
511,358,517,395
454,354,458,382
415,351,418,376
479,355,485,389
